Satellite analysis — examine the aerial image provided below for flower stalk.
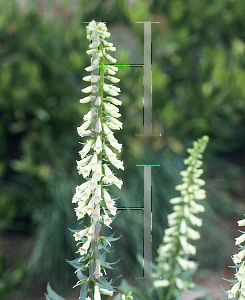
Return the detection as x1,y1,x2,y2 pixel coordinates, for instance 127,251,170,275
153,136,209,300
70,20,124,299
223,216,245,300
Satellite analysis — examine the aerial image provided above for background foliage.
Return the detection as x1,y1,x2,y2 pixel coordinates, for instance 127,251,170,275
1,0,245,299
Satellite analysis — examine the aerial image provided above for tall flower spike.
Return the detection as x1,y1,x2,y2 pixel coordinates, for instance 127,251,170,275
153,136,209,300
69,20,124,299
223,216,245,299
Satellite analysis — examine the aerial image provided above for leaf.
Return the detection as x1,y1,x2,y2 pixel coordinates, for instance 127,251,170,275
98,251,121,270
220,285,230,299
68,228,82,233
77,269,87,280
107,232,122,243
80,280,90,300
45,283,66,300
97,276,116,292
222,278,237,283
228,265,240,269
111,274,123,286
99,242,112,252
66,258,83,270
100,259,120,270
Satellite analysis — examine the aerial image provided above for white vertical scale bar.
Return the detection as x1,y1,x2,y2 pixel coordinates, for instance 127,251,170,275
135,22,161,137
135,164,160,279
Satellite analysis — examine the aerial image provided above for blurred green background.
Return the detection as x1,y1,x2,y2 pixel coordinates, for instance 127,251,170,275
1,0,245,299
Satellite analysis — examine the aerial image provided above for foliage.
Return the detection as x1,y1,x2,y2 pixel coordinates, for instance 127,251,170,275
1,0,245,298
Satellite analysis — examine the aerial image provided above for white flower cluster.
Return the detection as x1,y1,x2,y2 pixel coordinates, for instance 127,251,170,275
85,284,113,300
72,20,123,293
226,218,245,299
154,136,209,293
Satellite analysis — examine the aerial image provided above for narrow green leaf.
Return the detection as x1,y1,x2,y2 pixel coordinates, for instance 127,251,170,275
45,294,52,300
66,258,83,269
111,274,123,286
46,283,66,300
100,258,121,270
97,277,116,292
76,269,87,280
220,285,230,299
222,278,237,283
80,281,90,300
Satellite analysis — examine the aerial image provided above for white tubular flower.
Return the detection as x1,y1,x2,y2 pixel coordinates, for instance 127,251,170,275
104,101,119,113
103,189,113,205
154,136,208,296
92,204,101,223
80,96,91,103
104,53,117,63
153,280,170,287
95,136,102,154
102,122,113,135
77,239,91,256
81,187,92,200
186,226,200,240
177,256,196,270
103,83,119,96
233,249,245,264
100,288,113,296
83,74,93,80
78,161,93,178
76,181,90,193
112,174,123,189
73,228,90,241
236,234,245,245
103,164,114,183
94,285,101,300
95,162,102,180
227,282,241,299
238,219,245,226
107,205,117,216
75,205,87,220
86,199,94,216
109,156,124,170
189,213,202,227
95,97,101,105
94,259,102,279
72,194,80,204
83,108,94,121
180,236,196,255
104,145,117,160
103,210,112,228
86,225,93,241
77,120,91,136
106,96,122,106
77,155,92,169
175,278,185,290
107,116,123,129
92,185,101,204
106,75,120,83
85,65,97,72
79,140,93,158
82,86,92,93
91,152,98,171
